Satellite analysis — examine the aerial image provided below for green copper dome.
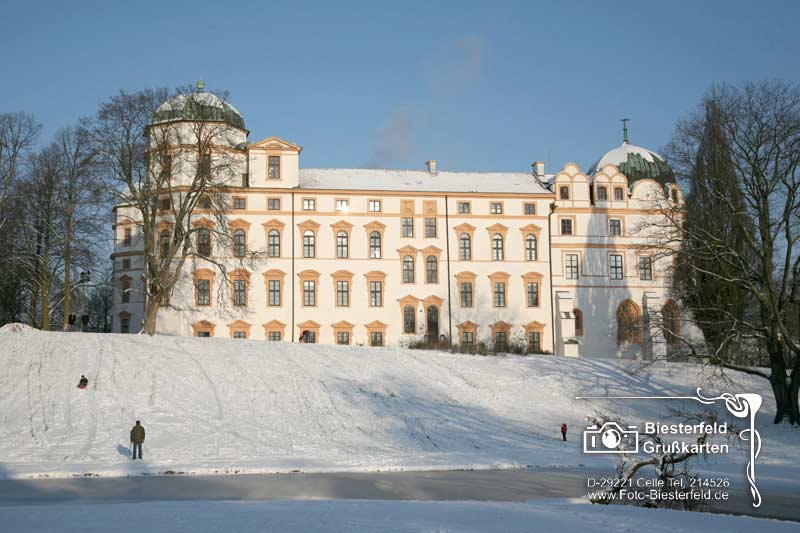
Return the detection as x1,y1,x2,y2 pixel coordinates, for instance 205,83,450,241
152,91,245,130
588,141,675,187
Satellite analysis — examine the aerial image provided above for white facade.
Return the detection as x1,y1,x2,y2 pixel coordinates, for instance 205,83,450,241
111,91,688,357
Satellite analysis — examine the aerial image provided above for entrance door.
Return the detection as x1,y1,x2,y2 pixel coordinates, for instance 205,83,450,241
426,305,439,343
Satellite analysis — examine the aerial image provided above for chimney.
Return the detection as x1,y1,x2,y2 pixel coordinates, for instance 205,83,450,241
532,161,545,178
426,160,438,175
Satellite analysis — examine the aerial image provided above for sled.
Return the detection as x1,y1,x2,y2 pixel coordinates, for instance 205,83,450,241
77,383,88,389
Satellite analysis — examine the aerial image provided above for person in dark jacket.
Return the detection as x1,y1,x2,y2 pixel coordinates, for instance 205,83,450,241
561,423,568,442
78,375,88,389
130,421,145,459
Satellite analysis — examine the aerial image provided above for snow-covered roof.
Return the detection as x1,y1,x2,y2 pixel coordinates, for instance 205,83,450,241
298,168,553,194
155,92,242,117
587,141,675,186
152,92,245,129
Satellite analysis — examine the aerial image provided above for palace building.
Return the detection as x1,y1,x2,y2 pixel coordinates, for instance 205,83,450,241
111,89,686,358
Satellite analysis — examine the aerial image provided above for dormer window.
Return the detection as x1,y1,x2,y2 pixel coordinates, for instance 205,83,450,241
268,156,280,179
597,186,608,201
559,186,569,200
614,187,624,201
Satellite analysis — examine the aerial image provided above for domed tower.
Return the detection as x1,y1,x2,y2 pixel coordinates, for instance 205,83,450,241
148,82,249,187
588,120,675,189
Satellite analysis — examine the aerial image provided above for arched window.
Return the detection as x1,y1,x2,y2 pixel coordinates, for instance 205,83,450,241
303,230,315,258
370,231,381,258
525,234,537,261
559,186,569,200
233,229,246,257
459,233,471,261
426,256,438,283
268,229,280,257
160,229,170,257
662,300,680,351
492,234,504,261
616,300,642,345
403,305,416,334
403,255,415,283
336,230,348,259
197,228,211,256
573,308,583,336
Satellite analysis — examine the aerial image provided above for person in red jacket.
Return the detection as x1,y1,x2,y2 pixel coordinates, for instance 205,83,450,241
561,423,568,442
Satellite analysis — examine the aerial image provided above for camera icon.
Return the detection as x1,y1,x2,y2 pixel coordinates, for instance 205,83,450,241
583,422,639,454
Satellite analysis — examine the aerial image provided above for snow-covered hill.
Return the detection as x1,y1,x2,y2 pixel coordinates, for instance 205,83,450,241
0,326,795,479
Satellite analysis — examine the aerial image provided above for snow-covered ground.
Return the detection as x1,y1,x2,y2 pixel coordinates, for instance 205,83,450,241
0,326,796,480
1,498,796,532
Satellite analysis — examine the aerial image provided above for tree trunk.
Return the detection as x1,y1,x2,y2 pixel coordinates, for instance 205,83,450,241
144,297,160,335
789,362,800,425
768,337,790,423
62,219,72,331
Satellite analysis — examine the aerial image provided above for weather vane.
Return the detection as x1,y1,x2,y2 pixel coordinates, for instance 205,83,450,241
620,118,630,143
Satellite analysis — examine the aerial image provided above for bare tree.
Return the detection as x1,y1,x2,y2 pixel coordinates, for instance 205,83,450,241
93,86,252,334
51,125,105,330
658,81,800,423
0,112,41,228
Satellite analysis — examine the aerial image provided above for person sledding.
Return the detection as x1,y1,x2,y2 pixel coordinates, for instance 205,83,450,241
77,375,89,389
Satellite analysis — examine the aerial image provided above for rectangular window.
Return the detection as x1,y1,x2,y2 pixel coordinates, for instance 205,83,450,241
639,256,653,280
268,331,281,341
233,197,246,210
490,202,503,214
495,332,507,351
458,202,471,214
460,282,473,307
268,156,280,179
303,198,316,211
198,154,211,177
122,259,131,269
370,331,383,347
241,173,249,187
527,282,539,307
197,331,211,338
370,281,382,307
120,318,130,334
123,228,132,246
160,197,171,211
493,282,506,307
424,218,437,238
268,198,281,210
462,331,474,346
233,280,246,306
609,253,624,280
337,331,350,345
121,282,131,303
268,280,281,306
306,331,316,343
160,154,171,178
198,196,211,209
565,254,579,279
337,280,349,307
303,280,316,306
233,331,246,339
335,199,349,211
524,203,536,215
528,331,541,353
614,187,624,201
597,187,608,201
369,199,382,212
196,279,210,306
609,219,622,236
561,219,573,235
401,217,414,237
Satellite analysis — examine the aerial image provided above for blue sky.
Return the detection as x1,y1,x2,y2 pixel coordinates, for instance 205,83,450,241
2,0,798,174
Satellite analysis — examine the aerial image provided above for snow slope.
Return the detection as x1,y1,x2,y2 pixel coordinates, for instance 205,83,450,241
1,499,796,533
0,327,796,479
